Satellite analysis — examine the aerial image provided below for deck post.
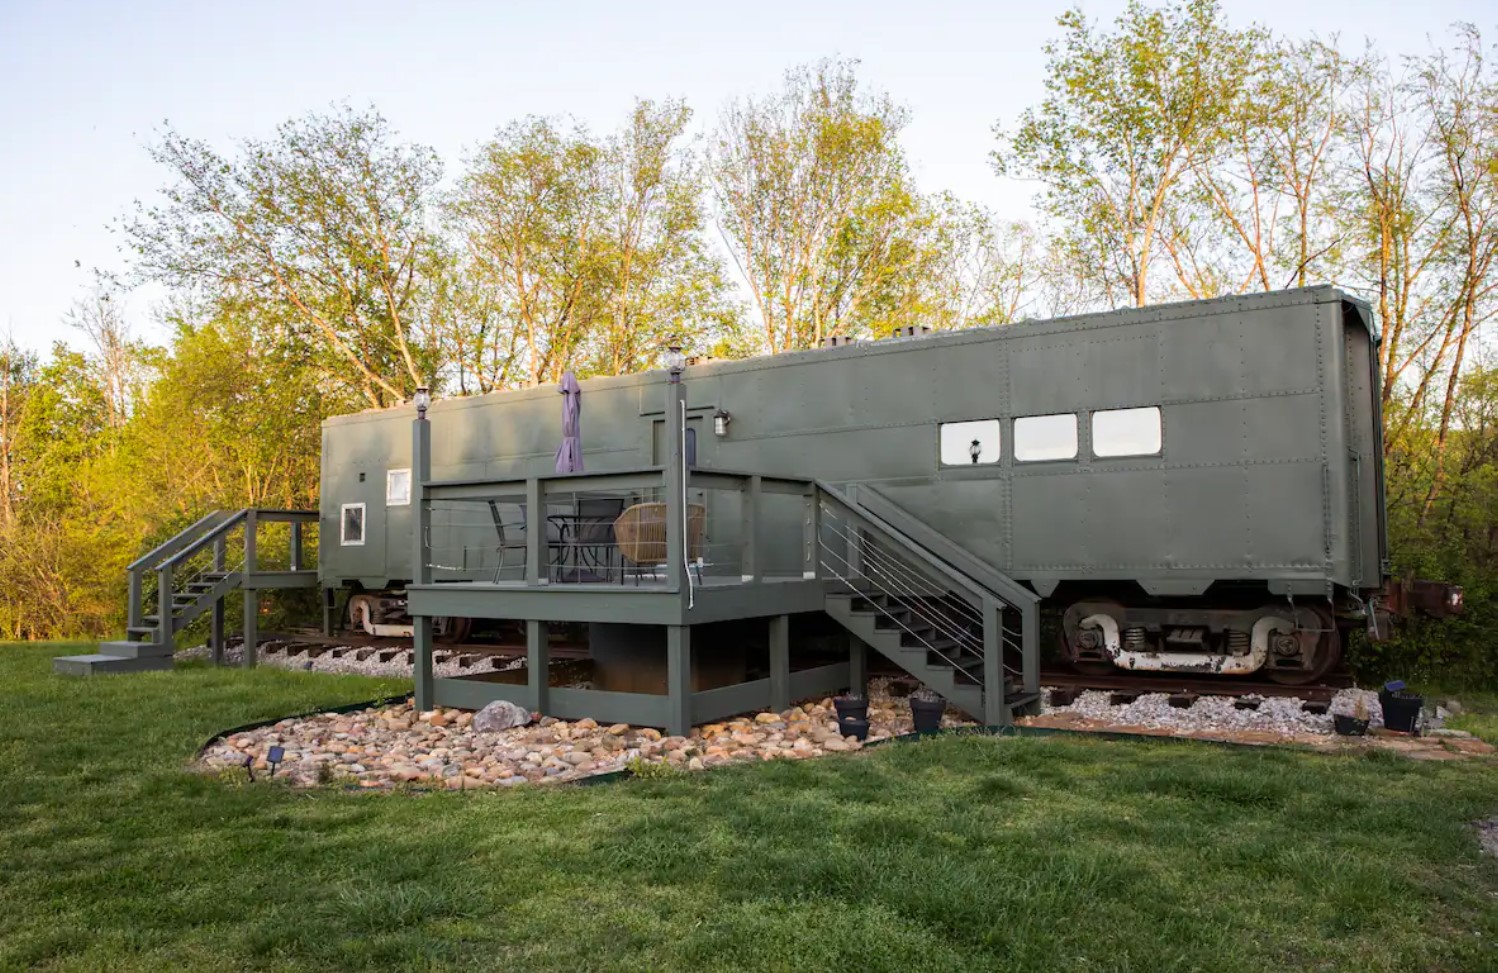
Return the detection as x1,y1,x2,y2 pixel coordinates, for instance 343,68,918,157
666,624,692,736
525,477,545,585
982,596,1007,726
664,374,688,593
527,620,550,714
848,633,867,698
412,402,435,712
768,615,790,712
241,509,258,668
740,475,761,582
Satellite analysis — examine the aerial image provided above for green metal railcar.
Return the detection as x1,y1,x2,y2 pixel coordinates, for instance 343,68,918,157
320,286,1397,685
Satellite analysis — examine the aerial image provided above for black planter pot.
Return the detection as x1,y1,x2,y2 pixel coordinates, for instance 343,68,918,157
833,696,868,723
1332,714,1370,736
839,717,870,741
910,696,945,734
1380,691,1423,734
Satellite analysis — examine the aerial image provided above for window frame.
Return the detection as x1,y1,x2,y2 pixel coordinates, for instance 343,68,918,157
938,418,1003,467
1013,412,1080,463
1090,406,1163,459
385,468,412,506
340,502,367,547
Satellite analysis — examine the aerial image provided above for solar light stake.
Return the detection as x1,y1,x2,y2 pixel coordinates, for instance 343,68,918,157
267,745,285,777
243,754,256,783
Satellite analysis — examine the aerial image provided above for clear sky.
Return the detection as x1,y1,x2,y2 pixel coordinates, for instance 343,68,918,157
0,0,1487,355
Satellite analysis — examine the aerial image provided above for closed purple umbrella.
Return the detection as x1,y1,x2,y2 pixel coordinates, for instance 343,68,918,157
554,371,583,473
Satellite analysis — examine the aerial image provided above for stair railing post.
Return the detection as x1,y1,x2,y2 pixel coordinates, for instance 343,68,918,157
801,487,821,580
290,519,303,572
241,509,258,668
982,596,1007,726
127,568,142,631
210,535,226,665
156,561,173,650
411,398,436,712
1022,599,1040,696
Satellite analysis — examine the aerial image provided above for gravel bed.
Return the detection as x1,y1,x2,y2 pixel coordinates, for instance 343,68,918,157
1041,687,1387,737
177,641,522,679
198,679,967,790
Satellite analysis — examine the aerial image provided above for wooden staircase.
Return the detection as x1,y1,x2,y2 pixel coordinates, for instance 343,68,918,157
54,509,317,676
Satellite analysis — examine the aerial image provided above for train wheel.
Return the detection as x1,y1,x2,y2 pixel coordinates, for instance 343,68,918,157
434,616,473,645
1264,604,1341,685
1060,598,1123,676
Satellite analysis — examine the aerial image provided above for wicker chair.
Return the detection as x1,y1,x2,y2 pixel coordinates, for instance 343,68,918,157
613,502,706,584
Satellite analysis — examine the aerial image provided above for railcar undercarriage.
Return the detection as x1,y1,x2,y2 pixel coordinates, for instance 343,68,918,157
1059,597,1343,685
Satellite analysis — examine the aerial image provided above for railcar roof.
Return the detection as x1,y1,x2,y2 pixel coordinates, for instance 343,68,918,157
324,284,1375,428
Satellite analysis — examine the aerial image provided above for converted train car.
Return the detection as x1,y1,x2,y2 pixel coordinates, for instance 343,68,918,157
320,285,1402,686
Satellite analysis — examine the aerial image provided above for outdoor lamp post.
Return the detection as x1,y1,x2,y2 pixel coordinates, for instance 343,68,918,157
414,386,431,419
666,343,685,384
713,408,731,437
969,438,982,464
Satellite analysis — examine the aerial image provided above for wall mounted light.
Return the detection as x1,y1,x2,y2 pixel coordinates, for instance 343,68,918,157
713,408,732,437
414,386,431,419
666,343,685,384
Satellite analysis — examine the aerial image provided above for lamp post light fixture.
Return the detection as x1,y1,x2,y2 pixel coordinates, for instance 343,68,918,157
665,343,685,384
969,438,982,464
414,386,431,419
713,408,732,438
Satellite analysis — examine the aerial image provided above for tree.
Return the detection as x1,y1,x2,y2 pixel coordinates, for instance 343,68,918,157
995,0,1260,307
124,106,444,408
711,59,930,350
449,102,737,385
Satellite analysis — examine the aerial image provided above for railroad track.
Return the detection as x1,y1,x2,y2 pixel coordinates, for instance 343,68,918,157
260,629,592,661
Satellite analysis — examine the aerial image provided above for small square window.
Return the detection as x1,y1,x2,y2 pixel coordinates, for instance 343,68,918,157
386,468,412,506
340,503,366,546
1092,406,1162,458
940,420,1002,466
1014,414,1078,462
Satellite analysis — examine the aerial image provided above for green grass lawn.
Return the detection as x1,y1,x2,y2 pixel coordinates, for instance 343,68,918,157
2,643,1496,973
1450,693,1498,746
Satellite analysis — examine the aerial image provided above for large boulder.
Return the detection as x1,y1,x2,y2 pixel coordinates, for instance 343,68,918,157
472,700,533,733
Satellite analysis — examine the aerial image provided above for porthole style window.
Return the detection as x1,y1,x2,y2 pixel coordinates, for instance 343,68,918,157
1014,413,1078,462
940,419,1001,466
386,468,412,506
1092,406,1162,458
340,503,366,546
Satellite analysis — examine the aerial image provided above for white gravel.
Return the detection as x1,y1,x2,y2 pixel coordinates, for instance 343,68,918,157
177,641,524,680
1042,687,1387,737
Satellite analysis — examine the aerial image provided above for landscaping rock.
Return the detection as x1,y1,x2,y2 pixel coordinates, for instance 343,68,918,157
473,700,533,732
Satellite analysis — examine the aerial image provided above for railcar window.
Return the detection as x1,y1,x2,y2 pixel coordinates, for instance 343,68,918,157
386,468,411,506
1092,406,1162,457
939,419,1001,465
1014,414,1078,462
340,503,366,546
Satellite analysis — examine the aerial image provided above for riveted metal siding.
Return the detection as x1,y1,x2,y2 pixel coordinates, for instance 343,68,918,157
319,287,1385,599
